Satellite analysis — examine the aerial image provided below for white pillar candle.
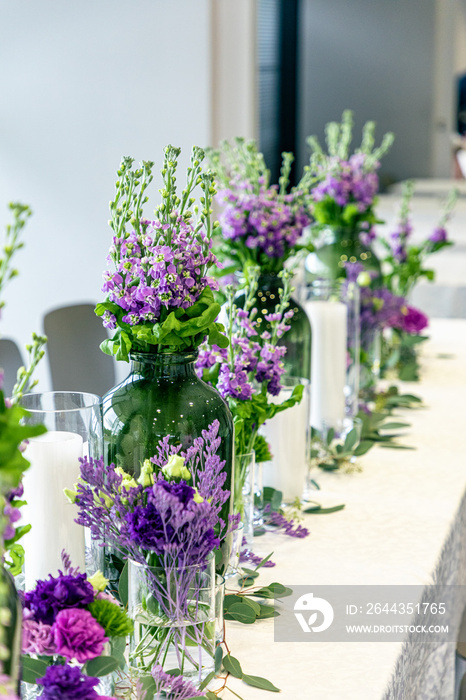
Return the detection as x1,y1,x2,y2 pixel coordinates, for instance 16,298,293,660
22,431,85,589
260,387,309,503
306,300,347,431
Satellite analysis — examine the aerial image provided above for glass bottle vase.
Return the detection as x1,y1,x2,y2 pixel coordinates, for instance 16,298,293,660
102,351,234,573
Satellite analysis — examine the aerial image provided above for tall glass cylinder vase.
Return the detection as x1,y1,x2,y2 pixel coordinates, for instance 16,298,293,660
127,556,216,688
259,377,311,504
19,392,103,590
102,351,234,574
235,273,311,381
301,280,360,432
234,452,262,551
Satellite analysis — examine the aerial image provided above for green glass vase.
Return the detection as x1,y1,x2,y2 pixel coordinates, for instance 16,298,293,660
235,273,311,381
305,225,381,283
102,350,234,573
0,564,21,693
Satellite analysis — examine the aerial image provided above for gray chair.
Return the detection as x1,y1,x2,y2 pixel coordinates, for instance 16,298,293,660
43,303,116,397
0,338,23,398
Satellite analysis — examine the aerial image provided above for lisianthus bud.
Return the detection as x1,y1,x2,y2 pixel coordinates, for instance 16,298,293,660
138,460,154,488
115,467,138,490
162,454,191,481
63,485,79,504
193,489,204,504
88,570,109,593
357,271,372,287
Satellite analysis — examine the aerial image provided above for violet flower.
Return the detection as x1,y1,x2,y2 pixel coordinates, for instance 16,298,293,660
52,608,108,663
22,619,55,655
37,664,101,700
151,664,205,700
24,572,95,625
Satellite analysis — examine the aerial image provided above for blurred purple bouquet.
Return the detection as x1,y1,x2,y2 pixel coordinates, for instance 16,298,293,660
207,139,312,275
96,146,228,361
21,553,132,699
379,179,456,297
304,110,394,258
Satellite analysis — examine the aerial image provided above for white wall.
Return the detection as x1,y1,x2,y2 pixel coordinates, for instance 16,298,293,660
0,0,256,391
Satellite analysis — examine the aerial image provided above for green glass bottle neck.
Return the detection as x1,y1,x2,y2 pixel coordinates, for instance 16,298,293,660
129,351,199,379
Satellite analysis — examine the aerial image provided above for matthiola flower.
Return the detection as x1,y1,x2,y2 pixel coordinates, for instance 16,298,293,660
429,226,448,244
37,663,100,700
52,608,108,663
311,152,379,213
218,183,310,262
24,572,95,625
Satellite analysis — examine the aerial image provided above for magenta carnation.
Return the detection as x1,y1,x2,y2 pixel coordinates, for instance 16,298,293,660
52,608,108,663
401,306,429,334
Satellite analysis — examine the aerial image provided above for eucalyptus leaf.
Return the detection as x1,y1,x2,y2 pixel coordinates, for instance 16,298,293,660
223,653,243,678
85,655,120,677
214,645,223,672
242,673,280,692
225,602,257,624
21,656,50,684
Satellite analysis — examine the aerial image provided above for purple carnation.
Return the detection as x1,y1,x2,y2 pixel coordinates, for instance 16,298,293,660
37,663,100,700
52,608,108,663
24,572,95,625
22,619,55,655
401,305,428,334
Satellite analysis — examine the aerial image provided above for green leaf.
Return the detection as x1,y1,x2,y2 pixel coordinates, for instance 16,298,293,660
21,655,51,683
214,645,223,673
225,602,257,624
343,428,359,453
198,670,217,691
223,654,243,678
242,674,280,692
239,596,261,616
205,692,219,700
257,604,278,619
118,560,129,608
240,568,260,579
378,422,410,430
305,504,346,514
353,441,373,457
84,655,120,677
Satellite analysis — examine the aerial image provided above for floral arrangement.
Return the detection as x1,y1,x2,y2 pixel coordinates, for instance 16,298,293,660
96,146,228,361
69,420,237,694
21,553,132,699
196,267,303,461
379,179,456,297
207,138,312,276
304,109,394,276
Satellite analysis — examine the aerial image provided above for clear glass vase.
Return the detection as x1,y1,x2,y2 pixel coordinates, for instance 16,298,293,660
305,225,381,283
102,351,234,575
127,557,216,687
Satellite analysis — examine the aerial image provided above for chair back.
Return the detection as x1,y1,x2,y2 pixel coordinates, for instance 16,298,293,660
43,303,116,397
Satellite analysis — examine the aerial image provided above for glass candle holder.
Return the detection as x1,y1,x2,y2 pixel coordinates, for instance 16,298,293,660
260,376,311,504
19,391,103,589
301,280,360,430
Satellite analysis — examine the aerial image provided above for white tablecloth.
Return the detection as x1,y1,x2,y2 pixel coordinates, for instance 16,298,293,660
223,319,466,700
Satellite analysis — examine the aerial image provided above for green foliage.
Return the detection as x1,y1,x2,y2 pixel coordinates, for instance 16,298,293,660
221,653,280,693
87,598,133,638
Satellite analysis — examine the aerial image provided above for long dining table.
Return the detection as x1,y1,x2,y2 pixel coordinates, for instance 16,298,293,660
223,318,466,700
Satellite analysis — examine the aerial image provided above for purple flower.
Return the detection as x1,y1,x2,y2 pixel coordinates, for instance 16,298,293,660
37,664,100,700
52,608,108,663
429,226,448,244
151,664,205,700
22,619,55,655
24,572,95,625
401,305,428,334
